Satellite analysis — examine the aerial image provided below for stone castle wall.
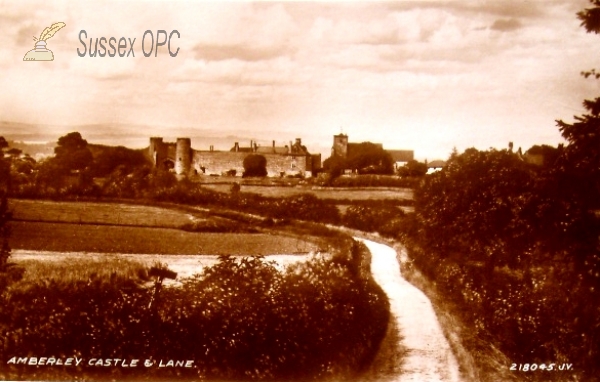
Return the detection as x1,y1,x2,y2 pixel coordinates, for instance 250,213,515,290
192,151,309,177
150,137,319,177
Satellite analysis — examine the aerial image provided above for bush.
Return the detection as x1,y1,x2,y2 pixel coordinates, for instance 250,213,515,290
331,175,419,188
405,147,600,381
0,249,389,381
343,204,404,233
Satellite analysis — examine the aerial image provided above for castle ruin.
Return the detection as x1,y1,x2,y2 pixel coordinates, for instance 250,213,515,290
148,137,321,177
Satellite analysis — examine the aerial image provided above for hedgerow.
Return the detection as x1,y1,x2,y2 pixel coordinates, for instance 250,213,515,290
402,148,600,381
0,244,389,381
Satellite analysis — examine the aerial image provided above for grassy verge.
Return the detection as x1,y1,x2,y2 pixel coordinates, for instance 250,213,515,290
356,314,406,381
392,243,524,382
329,225,518,382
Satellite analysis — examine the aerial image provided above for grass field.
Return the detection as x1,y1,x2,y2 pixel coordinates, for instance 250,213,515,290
10,221,320,255
10,199,197,228
12,252,315,287
203,184,413,201
11,256,148,288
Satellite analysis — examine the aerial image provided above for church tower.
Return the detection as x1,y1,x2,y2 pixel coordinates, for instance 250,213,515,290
332,133,348,158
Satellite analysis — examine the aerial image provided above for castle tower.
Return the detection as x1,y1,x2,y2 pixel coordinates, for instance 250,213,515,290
149,137,164,166
332,133,348,158
175,138,192,175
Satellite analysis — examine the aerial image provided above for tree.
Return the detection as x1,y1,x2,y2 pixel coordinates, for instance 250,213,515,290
0,156,23,290
415,148,537,270
578,0,600,35
396,160,427,177
0,140,11,194
89,145,149,178
243,154,267,177
322,155,345,178
347,142,394,175
53,132,93,174
551,0,600,288
323,142,394,176
0,136,8,151
0,195,11,272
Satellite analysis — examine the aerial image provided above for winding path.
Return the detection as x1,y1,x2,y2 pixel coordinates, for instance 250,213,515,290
359,239,462,382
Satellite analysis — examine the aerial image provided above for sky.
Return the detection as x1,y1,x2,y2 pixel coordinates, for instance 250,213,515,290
0,0,599,161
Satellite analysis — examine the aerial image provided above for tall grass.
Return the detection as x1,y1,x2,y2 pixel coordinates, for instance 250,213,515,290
11,257,149,290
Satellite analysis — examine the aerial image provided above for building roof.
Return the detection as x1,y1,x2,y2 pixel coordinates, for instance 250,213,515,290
387,150,414,162
256,146,289,155
427,160,446,168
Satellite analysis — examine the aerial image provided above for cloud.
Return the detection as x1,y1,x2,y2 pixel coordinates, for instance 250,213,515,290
170,56,299,88
191,3,298,62
193,43,287,62
491,18,523,32
385,1,545,19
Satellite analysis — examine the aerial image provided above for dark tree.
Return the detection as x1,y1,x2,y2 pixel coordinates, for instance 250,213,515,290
578,0,600,34
53,132,93,173
0,194,11,272
89,145,149,178
6,148,22,158
397,160,428,177
243,154,267,177
322,155,345,178
346,142,394,175
323,142,394,176
415,148,537,270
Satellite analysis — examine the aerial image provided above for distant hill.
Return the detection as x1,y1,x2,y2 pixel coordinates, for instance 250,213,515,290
0,120,331,160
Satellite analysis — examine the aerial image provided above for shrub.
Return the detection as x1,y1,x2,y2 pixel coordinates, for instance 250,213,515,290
0,248,389,381
343,204,404,233
331,175,419,188
405,147,600,381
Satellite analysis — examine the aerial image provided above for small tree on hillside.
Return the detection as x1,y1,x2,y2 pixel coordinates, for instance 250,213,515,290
243,154,267,177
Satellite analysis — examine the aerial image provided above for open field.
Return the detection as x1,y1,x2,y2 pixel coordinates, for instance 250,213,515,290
10,221,319,255
203,184,413,201
12,251,315,286
10,199,198,228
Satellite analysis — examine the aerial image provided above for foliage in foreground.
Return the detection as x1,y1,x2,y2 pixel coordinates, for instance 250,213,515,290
403,146,600,381
0,245,389,381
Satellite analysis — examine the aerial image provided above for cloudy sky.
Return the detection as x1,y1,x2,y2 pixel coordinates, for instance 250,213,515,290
0,0,598,160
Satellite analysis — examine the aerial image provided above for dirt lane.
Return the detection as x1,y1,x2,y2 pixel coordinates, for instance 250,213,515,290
359,239,462,382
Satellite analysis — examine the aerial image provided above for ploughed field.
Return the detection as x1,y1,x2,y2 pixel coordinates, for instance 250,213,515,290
8,199,319,255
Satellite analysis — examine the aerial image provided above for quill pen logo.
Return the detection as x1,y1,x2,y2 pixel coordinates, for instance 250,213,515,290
23,22,66,61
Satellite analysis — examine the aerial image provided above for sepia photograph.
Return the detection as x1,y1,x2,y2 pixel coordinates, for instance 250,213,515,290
0,0,599,381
